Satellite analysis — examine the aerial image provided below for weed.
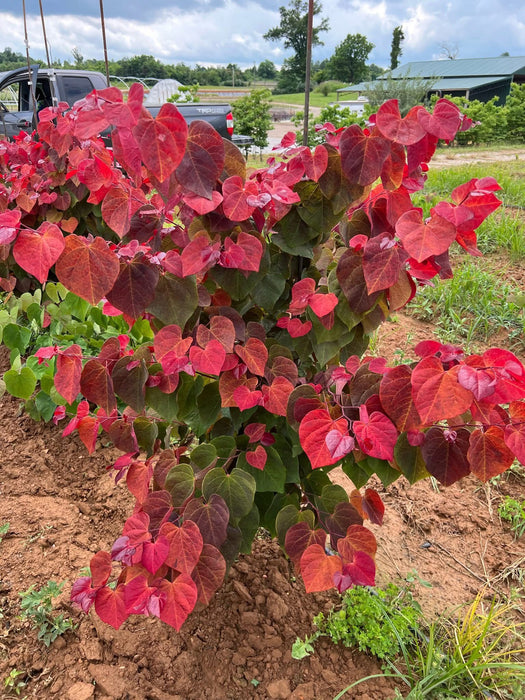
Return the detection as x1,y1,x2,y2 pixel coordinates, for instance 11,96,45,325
0,522,9,543
498,496,525,539
477,211,525,261
19,581,76,647
23,524,53,547
3,668,27,697
292,582,423,661
335,590,525,700
291,635,317,660
408,261,524,350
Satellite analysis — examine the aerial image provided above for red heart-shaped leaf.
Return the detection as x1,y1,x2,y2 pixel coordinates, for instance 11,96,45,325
157,574,198,630
375,100,426,145
133,103,187,182
190,339,226,376
13,222,65,283
468,427,515,482
396,209,457,262
245,445,267,470
94,584,127,630
300,544,342,593
160,520,203,575
299,409,349,469
411,357,473,424
55,234,120,305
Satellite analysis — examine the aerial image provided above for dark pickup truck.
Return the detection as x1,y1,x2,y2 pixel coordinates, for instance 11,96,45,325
0,66,252,146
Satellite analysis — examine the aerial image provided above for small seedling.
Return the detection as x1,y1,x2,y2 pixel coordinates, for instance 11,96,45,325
0,522,9,543
19,580,76,646
498,496,525,539
291,635,317,660
3,668,27,697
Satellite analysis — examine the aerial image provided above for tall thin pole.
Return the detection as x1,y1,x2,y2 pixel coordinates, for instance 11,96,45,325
302,0,313,146
22,0,38,124
99,0,110,86
38,0,52,67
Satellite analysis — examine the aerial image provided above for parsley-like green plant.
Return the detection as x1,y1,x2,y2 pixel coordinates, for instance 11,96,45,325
498,496,525,539
292,581,423,661
19,581,76,647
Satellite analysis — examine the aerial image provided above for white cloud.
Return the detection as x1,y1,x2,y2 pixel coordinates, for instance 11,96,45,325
1,1,525,73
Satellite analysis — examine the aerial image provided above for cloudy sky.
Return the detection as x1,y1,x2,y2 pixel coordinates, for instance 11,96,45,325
1,1,524,71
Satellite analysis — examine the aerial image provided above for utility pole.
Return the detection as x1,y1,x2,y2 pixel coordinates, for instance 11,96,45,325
303,0,313,146
39,0,52,67
99,0,110,86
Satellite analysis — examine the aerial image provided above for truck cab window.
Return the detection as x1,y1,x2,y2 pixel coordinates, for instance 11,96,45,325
57,76,95,106
35,81,52,111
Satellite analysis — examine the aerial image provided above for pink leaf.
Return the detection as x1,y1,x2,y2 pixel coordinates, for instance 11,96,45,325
325,429,355,460
157,575,198,631
0,209,21,245
375,100,426,145
189,339,226,376
396,209,457,262
233,385,262,410
222,176,257,220
299,409,349,469
141,535,170,574
417,99,462,141
181,233,221,277
94,585,128,630
308,292,338,318
333,550,376,592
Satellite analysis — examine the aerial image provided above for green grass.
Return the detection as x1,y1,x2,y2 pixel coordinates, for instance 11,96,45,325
19,580,76,646
477,211,525,261
406,158,525,350
419,159,525,208
408,261,524,351
268,91,344,108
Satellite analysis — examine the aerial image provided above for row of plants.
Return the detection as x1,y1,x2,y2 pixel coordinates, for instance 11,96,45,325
0,89,524,637
292,83,525,147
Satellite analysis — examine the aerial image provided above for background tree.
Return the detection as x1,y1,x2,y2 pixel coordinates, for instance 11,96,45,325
439,42,459,60
257,59,277,80
0,47,31,71
390,26,404,70
504,83,525,142
115,54,168,79
264,0,329,91
328,33,374,84
231,88,272,149
368,63,386,81
71,47,84,68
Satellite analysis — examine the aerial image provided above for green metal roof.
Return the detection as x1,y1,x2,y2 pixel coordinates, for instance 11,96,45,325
338,56,525,94
389,56,525,79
